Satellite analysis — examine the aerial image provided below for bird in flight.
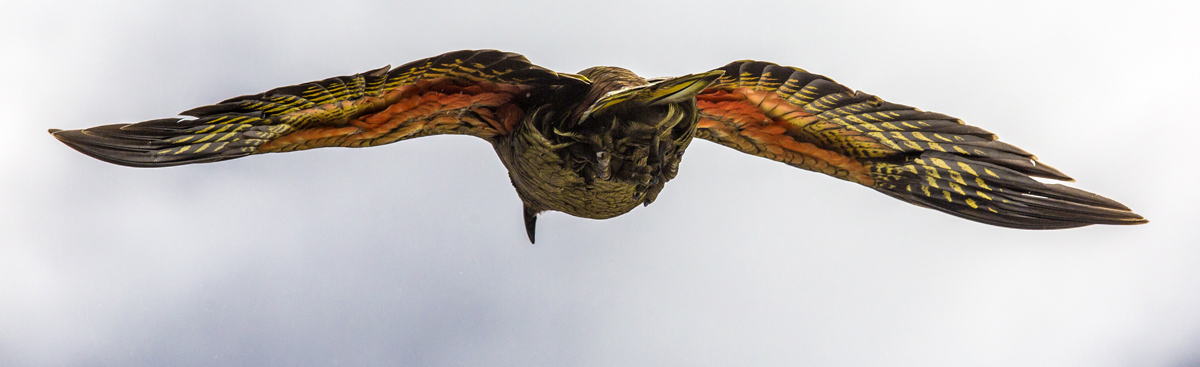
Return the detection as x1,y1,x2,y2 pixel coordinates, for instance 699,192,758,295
51,49,1147,242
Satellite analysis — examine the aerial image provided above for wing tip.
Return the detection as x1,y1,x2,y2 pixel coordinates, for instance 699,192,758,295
51,128,144,167
1030,160,1073,182
871,153,1146,230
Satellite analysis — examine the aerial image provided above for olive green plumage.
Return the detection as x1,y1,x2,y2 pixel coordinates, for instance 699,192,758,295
495,66,722,241
50,50,1147,243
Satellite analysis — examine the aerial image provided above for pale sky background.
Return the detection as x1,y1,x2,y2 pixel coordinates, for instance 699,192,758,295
1,0,1197,366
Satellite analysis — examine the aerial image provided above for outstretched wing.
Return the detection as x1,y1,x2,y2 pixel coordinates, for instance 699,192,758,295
51,50,586,167
695,60,1146,229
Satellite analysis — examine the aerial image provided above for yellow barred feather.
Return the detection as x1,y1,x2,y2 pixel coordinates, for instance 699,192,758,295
696,60,1143,229
51,50,585,167
50,50,1145,240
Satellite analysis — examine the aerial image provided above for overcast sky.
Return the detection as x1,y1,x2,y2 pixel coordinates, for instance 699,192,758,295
1,0,1197,366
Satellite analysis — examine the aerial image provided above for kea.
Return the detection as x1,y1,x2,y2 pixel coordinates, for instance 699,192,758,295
51,50,1147,243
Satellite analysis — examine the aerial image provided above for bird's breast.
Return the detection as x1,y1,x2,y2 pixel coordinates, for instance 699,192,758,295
494,130,649,219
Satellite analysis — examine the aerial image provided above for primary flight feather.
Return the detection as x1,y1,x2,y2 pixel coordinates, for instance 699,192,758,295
50,50,1147,242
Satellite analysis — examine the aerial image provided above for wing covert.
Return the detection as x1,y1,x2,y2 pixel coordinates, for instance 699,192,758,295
695,60,1146,228
51,50,587,167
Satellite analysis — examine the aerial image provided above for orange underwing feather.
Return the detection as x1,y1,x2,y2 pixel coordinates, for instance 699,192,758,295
50,50,1145,238
696,92,875,185
696,60,1145,229
51,50,582,167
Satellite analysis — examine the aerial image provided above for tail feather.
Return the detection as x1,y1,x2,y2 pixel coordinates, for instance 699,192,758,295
869,151,1146,229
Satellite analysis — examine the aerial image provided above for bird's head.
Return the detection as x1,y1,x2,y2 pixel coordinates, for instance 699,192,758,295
557,68,724,190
